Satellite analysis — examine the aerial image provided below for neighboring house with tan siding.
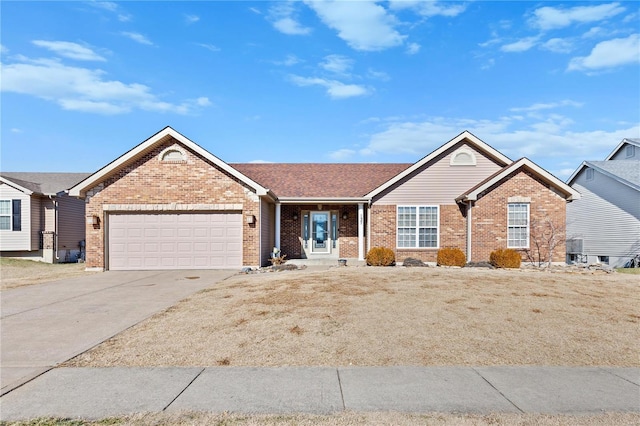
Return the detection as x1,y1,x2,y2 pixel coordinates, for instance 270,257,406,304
0,172,90,263
566,138,640,267
69,127,579,271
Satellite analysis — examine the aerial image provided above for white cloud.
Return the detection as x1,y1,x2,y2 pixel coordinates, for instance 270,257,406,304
89,1,131,22
530,3,626,31
541,38,573,54
388,0,466,17
32,40,106,61
273,54,301,66
320,54,353,75
406,42,421,55
197,43,220,52
289,75,369,99
0,57,210,115
501,36,539,53
249,7,261,15
359,111,640,175
10,128,22,133
305,0,405,51
568,34,640,72
329,148,356,160
510,100,583,113
184,14,200,24
1,44,8,54
269,2,312,35
121,32,153,46
367,68,390,81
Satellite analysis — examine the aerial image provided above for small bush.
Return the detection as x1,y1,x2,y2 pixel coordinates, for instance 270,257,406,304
490,248,522,269
437,248,466,267
366,247,396,266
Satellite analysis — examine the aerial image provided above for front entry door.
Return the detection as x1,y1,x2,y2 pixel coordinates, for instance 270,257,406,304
311,212,330,253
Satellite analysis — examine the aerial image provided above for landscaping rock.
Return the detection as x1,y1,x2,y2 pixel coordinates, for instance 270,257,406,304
403,258,428,267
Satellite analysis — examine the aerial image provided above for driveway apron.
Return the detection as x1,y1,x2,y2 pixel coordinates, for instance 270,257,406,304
0,269,235,395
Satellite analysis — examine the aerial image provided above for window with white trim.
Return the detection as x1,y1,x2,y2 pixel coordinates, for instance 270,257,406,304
625,145,635,158
507,203,529,248
0,199,21,231
585,168,594,181
397,206,439,248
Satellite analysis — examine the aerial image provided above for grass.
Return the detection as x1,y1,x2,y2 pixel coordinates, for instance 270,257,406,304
0,257,97,290
615,267,640,275
65,267,639,368
2,412,640,426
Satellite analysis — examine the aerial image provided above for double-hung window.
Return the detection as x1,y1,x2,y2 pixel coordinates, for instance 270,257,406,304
507,203,529,248
0,200,21,231
397,206,439,248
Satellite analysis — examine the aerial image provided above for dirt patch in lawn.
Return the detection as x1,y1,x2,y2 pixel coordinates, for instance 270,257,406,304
0,258,97,290
65,267,639,367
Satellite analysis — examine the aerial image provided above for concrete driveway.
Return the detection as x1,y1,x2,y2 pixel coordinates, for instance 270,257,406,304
0,269,236,396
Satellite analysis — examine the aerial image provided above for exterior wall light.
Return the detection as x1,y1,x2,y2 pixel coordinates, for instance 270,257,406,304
246,214,255,224
87,215,99,225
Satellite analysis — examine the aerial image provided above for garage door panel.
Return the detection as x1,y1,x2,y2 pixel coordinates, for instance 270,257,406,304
109,213,242,270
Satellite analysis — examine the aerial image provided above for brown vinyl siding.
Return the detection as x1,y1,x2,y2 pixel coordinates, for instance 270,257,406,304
260,199,275,266
56,194,86,253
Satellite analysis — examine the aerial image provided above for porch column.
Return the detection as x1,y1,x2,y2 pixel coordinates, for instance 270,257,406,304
275,202,281,250
358,203,365,261
466,201,472,262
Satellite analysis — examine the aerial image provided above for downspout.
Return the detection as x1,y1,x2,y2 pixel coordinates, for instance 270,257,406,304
48,195,59,261
466,201,472,263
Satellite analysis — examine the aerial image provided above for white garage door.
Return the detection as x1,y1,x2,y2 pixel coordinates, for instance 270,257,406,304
108,213,242,270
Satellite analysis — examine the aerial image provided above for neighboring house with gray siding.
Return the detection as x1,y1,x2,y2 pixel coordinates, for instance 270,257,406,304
566,138,640,267
0,172,90,263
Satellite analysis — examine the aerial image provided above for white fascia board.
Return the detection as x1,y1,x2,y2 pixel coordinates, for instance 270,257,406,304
605,138,640,161
279,197,370,204
365,130,512,199
69,127,270,197
0,177,34,195
463,158,581,202
566,162,588,186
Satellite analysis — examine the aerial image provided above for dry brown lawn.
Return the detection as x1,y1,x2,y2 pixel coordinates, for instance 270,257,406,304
0,258,97,290
6,412,640,426
66,267,639,368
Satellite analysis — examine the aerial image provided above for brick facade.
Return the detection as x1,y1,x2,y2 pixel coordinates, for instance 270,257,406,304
84,138,261,269
370,204,468,263
472,169,567,263
280,204,360,259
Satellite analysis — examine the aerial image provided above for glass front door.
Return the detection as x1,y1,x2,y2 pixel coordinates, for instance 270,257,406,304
311,212,330,253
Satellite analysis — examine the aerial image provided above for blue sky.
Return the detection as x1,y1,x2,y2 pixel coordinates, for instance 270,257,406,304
2,1,639,179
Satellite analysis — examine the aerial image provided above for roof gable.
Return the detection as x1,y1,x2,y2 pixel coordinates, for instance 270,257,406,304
69,127,270,198
568,161,640,191
365,130,512,199
605,138,640,161
457,158,581,202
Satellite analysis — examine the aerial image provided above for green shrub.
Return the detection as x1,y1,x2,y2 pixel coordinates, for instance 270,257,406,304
366,247,396,266
489,248,522,269
437,248,466,267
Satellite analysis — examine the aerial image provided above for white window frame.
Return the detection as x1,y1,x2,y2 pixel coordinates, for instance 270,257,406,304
585,168,594,181
397,205,439,249
625,145,635,158
0,200,11,231
507,203,529,249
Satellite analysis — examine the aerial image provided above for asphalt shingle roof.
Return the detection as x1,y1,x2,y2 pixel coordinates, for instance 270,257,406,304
1,172,91,195
231,163,412,198
587,161,640,187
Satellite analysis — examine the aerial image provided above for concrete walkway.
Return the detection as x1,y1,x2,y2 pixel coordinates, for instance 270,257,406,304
1,270,236,396
0,366,638,420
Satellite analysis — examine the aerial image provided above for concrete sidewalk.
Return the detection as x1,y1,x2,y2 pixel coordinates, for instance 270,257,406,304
1,270,235,396
1,366,638,420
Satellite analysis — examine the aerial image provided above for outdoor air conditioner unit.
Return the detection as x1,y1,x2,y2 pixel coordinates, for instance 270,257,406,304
567,238,584,254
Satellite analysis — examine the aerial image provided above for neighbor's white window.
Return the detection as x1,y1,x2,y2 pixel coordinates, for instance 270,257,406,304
507,203,529,248
397,206,439,248
0,200,11,230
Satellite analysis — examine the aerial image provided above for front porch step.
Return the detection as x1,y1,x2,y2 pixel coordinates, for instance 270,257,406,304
285,258,366,267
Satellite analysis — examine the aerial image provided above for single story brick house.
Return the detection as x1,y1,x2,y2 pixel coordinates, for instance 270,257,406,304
69,127,579,270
